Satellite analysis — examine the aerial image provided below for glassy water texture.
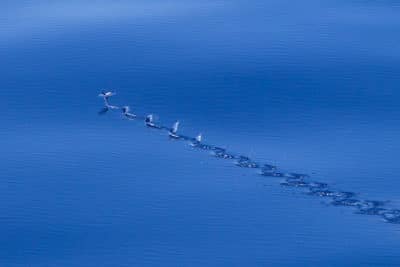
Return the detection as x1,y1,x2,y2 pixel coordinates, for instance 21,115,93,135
1,1,400,266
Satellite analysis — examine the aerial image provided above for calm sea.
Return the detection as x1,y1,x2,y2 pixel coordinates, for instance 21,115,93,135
1,1,400,266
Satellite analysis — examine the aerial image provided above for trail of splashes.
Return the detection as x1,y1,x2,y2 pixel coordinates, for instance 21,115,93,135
98,93,400,225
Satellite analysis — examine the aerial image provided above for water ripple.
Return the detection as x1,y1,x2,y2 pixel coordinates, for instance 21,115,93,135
99,93,400,225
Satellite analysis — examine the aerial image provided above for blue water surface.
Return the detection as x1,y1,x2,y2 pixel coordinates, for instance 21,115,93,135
1,1,400,266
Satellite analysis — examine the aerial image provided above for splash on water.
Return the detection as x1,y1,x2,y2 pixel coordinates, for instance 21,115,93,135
98,92,400,225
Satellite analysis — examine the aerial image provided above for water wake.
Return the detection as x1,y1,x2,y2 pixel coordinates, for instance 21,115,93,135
98,92,400,225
